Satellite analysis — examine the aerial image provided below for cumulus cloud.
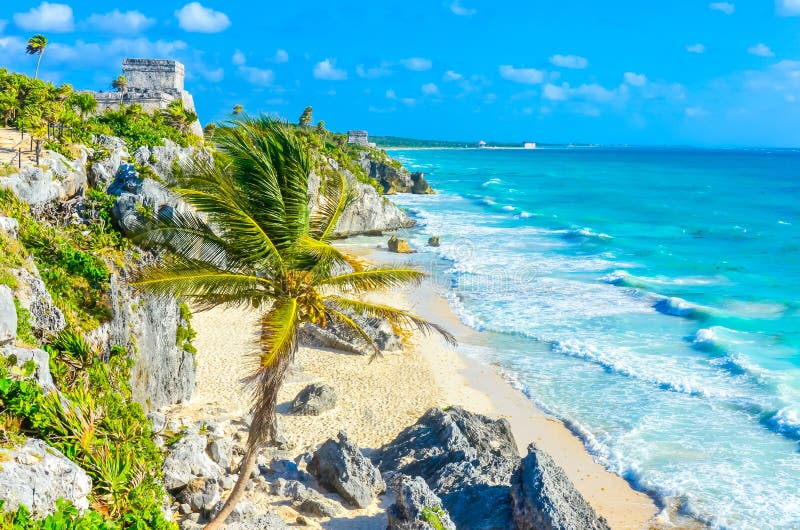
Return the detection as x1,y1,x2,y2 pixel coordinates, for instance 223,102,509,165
85,10,155,34
748,43,775,57
232,49,246,65
356,62,393,78
313,59,347,80
685,106,708,117
14,2,74,32
443,70,463,81
450,0,477,16
541,82,620,103
549,54,588,69
401,57,433,71
499,65,545,84
273,49,289,63
709,2,735,14
776,0,800,16
624,72,648,86
45,38,187,67
543,83,567,101
239,66,274,85
422,82,439,95
175,2,230,33
686,43,706,54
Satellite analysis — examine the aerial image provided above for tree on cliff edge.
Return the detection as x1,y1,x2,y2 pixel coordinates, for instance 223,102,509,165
299,106,313,126
131,117,454,529
25,35,48,80
112,75,127,104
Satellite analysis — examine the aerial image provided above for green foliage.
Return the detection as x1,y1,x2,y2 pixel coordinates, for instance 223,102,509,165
14,299,36,346
0,499,117,529
298,106,313,127
0,189,128,332
87,104,200,152
421,506,448,530
176,303,197,355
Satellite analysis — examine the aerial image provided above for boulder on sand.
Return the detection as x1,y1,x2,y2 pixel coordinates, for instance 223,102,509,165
289,383,337,416
388,236,414,254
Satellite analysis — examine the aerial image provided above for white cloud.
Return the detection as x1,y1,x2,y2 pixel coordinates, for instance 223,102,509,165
274,49,289,63
200,67,224,82
624,72,648,86
450,0,476,16
0,35,26,64
777,0,800,16
686,43,706,54
748,43,775,57
401,57,433,71
313,59,347,80
46,38,188,67
709,2,735,14
499,65,545,84
549,54,588,69
356,62,393,78
685,106,708,117
85,10,155,34
422,82,439,95
175,2,230,33
543,83,567,101
239,66,273,85
14,2,74,32
232,49,246,65
443,70,463,81
386,89,397,99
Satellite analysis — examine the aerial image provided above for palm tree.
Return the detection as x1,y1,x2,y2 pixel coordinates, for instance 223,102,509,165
69,93,97,119
112,75,127,104
26,35,48,80
232,104,243,115
132,117,453,529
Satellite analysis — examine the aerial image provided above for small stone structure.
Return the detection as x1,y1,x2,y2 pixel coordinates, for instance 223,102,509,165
87,58,202,136
347,130,369,146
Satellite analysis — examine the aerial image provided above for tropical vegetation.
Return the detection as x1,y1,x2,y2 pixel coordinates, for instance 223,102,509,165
131,116,453,528
24,35,47,80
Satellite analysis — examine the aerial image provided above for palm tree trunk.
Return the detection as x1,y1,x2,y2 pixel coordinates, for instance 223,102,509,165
34,51,43,80
204,349,294,529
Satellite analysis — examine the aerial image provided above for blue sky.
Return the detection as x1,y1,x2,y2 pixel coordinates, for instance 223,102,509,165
2,1,800,146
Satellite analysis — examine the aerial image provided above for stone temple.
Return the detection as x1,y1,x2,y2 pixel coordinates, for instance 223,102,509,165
89,58,202,136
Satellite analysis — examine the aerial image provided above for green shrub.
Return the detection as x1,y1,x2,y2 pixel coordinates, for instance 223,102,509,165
13,299,36,346
176,303,197,355
421,506,448,530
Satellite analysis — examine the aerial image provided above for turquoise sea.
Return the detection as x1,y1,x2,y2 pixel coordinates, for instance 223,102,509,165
379,147,800,529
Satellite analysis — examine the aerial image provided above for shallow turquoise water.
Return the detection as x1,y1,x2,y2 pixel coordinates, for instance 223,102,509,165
380,147,800,529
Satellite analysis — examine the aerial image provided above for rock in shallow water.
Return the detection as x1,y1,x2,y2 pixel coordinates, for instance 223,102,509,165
307,431,386,508
388,236,414,254
510,443,610,530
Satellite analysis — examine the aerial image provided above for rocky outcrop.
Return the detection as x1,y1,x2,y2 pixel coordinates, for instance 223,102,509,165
0,285,15,345
107,163,184,234
0,148,89,206
0,438,92,516
0,216,19,238
427,236,440,247
289,383,337,416
87,271,195,411
179,477,221,514
1,345,57,394
388,236,414,254
373,407,520,530
309,157,415,238
11,266,66,339
308,431,386,508
511,444,610,530
162,433,224,491
133,140,208,184
88,135,129,188
387,474,456,530
299,309,402,356
358,153,435,195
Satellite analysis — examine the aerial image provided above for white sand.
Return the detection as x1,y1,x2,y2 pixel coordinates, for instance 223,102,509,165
168,262,658,529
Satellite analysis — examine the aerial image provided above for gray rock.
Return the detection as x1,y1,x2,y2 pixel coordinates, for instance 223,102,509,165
427,236,440,247
0,438,92,516
270,478,309,501
207,439,233,470
0,216,19,239
88,135,129,189
358,153,434,195
0,149,89,206
220,475,236,490
289,383,337,416
86,271,195,411
0,285,16,345
12,267,66,339
300,309,402,356
222,513,289,530
179,503,192,515
373,407,520,530
162,434,223,490
297,492,343,518
387,474,456,530
107,163,183,235
148,411,167,433
307,431,385,508
209,500,256,523
1,345,56,394
179,478,221,513
511,443,610,530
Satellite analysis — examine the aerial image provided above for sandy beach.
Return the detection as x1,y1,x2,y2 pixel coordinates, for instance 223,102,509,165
168,246,660,529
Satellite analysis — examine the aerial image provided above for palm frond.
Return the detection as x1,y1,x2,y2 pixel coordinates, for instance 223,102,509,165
324,306,381,357
325,296,457,346
246,297,300,445
322,266,425,292
310,170,354,241
293,235,366,275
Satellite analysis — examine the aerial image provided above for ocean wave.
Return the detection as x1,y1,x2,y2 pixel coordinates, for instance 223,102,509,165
765,407,800,439
559,227,614,241
653,296,711,319
482,178,502,186
600,270,648,289
501,205,515,211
